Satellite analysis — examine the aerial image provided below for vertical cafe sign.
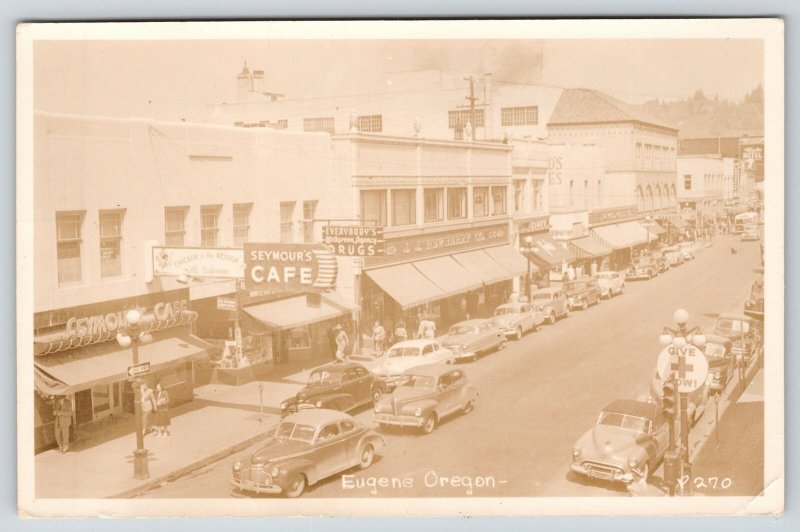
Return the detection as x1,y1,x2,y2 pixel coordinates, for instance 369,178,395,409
244,243,338,293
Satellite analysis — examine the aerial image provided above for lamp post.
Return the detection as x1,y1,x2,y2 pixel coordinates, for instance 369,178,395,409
117,308,153,480
519,235,535,301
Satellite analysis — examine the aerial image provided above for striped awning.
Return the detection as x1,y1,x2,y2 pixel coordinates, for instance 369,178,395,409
569,237,613,259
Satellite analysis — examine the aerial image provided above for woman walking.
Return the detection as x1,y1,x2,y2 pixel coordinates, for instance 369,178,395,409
155,382,171,437
140,383,157,437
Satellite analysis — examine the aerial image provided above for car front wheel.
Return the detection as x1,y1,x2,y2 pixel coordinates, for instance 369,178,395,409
548,311,556,325
421,413,437,434
285,474,306,498
515,327,523,341
359,444,375,469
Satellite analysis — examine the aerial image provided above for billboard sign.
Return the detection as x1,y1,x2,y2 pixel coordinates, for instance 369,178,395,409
244,243,337,292
322,225,384,256
152,247,245,279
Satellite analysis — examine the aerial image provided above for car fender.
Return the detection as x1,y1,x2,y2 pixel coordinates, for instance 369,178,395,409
358,432,386,455
272,457,321,487
411,399,440,419
313,392,355,411
462,384,479,402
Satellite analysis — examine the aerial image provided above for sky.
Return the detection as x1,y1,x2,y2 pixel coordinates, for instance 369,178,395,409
33,39,764,123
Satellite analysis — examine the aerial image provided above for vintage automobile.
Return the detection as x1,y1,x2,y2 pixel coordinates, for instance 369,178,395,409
703,334,735,393
713,313,762,365
626,257,658,280
374,364,477,434
231,409,384,498
678,241,696,260
442,319,506,360
491,302,544,340
565,277,602,310
370,339,455,391
662,246,685,267
530,287,570,325
651,252,669,273
593,271,626,299
571,399,669,484
280,362,387,415
744,276,764,319
741,223,760,241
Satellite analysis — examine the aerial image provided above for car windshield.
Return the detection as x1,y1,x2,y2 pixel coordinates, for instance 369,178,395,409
705,343,727,358
275,422,316,443
449,325,476,336
532,293,552,300
716,318,749,334
388,347,420,358
308,370,341,385
494,307,518,316
597,411,650,433
399,375,436,388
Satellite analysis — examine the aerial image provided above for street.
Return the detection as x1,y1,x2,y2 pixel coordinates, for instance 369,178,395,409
139,235,761,499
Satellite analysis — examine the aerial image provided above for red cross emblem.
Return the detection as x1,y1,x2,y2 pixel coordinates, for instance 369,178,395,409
671,355,694,379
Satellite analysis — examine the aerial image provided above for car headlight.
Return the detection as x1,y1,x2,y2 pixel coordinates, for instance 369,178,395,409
628,457,638,469
572,447,582,459
270,466,281,477
315,400,324,408
280,402,288,410
414,407,422,417
233,460,242,471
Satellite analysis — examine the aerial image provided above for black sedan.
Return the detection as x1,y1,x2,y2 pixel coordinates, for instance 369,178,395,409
281,362,387,415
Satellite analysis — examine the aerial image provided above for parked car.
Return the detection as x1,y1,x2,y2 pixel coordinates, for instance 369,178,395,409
280,362,387,415
565,276,602,310
713,313,762,365
570,399,669,484
651,252,669,273
626,258,658,280
741,223,760,241
374,365,477,434
744,276,764,319
662,246,684,267
442,319,506,361
370,339,455,391
678,241,696,260
530,287,570,325
703,334,735,393
231,409,384,498
492,302,544,340
593,271,625,299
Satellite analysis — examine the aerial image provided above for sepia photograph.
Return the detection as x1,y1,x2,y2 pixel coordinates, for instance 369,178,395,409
16,19,784,517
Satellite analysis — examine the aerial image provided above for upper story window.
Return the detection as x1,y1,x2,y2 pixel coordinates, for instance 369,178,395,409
448,109,485,129
473,186,490,217
392,189,416,227
360,190,387,227
357,115,383,133
532,180,543,211
635,143,642,169
233,203,253,247
513,180,525,213
447,187,467,220
500,106,538,127
491,186,507,215
684,175,692,191
303,117,335,134
56,211,84,286
424,188,444,223
200,205,222,247
99,210,124,279
165,206,188,246
280,201,296,243
303,200,317,243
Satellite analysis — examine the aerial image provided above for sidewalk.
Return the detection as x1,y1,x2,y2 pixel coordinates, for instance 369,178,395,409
35,361,324,499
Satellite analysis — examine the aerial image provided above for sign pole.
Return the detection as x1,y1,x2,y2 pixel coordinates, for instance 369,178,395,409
679,390,692,495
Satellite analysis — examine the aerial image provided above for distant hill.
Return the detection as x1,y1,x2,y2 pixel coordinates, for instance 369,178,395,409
636,85,764,139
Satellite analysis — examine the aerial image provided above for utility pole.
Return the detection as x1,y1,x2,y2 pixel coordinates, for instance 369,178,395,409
463,75,478,141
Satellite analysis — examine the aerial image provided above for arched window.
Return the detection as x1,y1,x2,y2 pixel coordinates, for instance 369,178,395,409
655,185,662,209
636,186,644,212
645,185,654,212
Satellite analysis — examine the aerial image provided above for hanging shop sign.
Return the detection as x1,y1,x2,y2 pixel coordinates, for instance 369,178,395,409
216,297,238,311
322,225,385,256
152,246,245,279
244,243,338,292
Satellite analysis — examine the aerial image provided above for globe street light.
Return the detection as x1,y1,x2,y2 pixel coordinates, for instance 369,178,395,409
117,308,153,480
519,235,535,301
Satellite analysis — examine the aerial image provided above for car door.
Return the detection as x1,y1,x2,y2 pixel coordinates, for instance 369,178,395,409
421,342,437,364
351,366,373,406
338,419,361,467
313,422,349,478
437,371,461,416
429,342,451,363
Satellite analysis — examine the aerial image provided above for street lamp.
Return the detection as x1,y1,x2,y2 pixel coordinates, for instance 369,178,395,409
519,235,535,301
116,308,153,480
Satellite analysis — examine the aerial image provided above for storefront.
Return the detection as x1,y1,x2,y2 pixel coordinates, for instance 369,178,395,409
33,289,214,453
524,234,576,285
568,236,613,276
660,216,692,243
361,222,528,338
590,221,652,271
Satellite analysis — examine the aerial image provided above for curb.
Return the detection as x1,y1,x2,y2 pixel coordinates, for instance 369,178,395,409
111,429,269,499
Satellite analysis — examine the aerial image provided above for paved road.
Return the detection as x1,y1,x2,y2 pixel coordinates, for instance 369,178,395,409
139,235,762,499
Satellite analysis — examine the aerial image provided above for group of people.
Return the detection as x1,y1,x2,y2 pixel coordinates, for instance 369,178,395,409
139,382,171,438
370,313,438,356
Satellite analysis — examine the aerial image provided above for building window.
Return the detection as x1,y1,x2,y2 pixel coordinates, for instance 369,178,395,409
99,210,124,279
473,186,490,217
684,175,692,191
165,206,188,246
597,179,602,205
303,200,317,243
447,187,467,220
56,212,83,285
532,180,543,211
448,109,485,129
303,117,335,134
280,201,296,243
424,188,444,223
391,189,416,226
513,180,525,213
500,106,538,126
360,190,387,226
233,203,252,247
200,205,221,247
569,180,574,206
357,115,382,133
491,186,507,215
635,143,642,169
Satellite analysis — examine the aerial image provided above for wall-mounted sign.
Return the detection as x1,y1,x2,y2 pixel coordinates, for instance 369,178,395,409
322,225,385,256
588,206,639,226
364,223,509,268
216,297,238,311
62,299,189,340
152,247,245,279
518,215,550,235
244,243,338,292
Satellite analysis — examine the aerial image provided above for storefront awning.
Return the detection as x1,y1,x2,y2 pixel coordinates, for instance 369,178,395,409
34,331,214,396
243,293,353,330
452,249,521,286
365,263,446,310
527,236,576,267
413,256,484,298
485,245,534,276
591,225,629,250
569,237,613,259
663,217,689,230
617,221,650,246
643,222,667,236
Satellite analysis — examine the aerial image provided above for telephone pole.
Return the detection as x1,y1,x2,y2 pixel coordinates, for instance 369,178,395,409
463,75,478,140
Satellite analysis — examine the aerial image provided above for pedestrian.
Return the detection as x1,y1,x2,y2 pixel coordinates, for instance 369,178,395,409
417,315,436,339
53,395,72,453
155,382,171,437
140,382,157,437
394,319,408,343
334,325,349,362
326,325,338,360
372,321,387,357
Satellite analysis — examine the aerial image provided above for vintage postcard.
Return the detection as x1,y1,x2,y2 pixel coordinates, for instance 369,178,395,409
16,19,784,517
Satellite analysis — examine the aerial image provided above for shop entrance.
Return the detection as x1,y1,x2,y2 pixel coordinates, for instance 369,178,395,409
75,389,93,425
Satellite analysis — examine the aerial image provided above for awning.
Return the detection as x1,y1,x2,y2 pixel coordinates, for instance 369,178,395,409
643,222,667,236
616,221,650,246
569,237,613,259
243,293,353,330
484,245,535,275
527,236,576,266
34,331,214,396
365,263,445,310
591,224,630,250
413,255,483,297
452,249,517,286
663,217,689,230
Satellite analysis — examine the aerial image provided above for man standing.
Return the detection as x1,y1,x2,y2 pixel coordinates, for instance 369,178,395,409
334,325,349,362
417,315,436,340
326,325,338,360
372,321,387,357
53,396,72,453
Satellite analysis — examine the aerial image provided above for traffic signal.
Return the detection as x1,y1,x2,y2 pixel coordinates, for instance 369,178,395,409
662,379,677,420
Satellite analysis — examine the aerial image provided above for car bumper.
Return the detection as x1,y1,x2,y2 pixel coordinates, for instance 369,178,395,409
375,412,425,428
445,347,477,359
570,462,634,483
230,478,283,495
